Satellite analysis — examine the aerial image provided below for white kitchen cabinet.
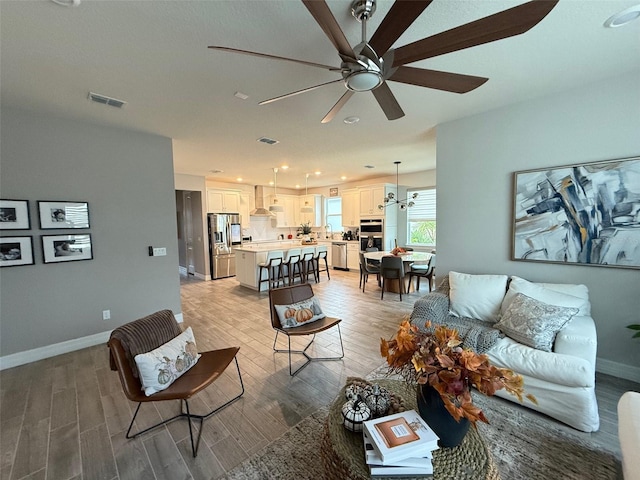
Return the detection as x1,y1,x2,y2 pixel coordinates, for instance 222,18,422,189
299,194,323,227
267,194,299,228
359,185,386,216
341,189,360,227
207,188,240,213
346,242,360,271
239,192,252,227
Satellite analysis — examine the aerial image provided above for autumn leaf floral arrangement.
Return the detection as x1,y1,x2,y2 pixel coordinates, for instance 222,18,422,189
380,317,536,426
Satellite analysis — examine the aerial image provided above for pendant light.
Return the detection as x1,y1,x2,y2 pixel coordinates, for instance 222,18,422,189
300,173,314,213
269,167,284,212
378,161,418,210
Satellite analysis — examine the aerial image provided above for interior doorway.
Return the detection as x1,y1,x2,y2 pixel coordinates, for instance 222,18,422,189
175,190,205,278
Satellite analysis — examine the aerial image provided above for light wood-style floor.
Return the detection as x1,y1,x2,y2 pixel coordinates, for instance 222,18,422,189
1,269,638,480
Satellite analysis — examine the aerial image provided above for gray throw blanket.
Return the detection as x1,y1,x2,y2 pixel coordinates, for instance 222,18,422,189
410,291,501,354
108,309,181,377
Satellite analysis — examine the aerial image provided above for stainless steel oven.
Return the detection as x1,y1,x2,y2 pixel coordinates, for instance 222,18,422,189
360,219,383,235
360,219,383,251
361,235,383,251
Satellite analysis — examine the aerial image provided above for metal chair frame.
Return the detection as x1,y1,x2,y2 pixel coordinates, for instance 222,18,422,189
269,284,344,376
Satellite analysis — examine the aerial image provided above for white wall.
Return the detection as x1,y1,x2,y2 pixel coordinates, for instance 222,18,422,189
436,71,640,381
1,108,182,366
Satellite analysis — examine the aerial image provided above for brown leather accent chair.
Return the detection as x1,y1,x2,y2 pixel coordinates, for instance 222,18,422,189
108,309,244,457
269,284,344,376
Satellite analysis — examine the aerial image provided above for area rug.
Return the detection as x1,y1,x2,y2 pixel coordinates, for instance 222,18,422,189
221,390,621,480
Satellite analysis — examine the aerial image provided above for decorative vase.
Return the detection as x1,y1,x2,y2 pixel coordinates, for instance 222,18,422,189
416,384,471,448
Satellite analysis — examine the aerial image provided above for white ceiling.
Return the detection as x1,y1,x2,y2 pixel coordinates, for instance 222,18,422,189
2,0,639,189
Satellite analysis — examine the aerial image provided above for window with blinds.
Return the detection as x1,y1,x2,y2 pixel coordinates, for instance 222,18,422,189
407,188,436,247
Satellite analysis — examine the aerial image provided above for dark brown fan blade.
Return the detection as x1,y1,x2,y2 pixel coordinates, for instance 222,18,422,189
208,46,340,71
302,0,356,59
321,90,355,124
392,0,559,67
259,79,343,105
368,0,433,56
372,82,404,121
389,66,488,93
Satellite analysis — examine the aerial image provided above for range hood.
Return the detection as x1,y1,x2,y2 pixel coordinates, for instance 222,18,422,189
250,186,275,217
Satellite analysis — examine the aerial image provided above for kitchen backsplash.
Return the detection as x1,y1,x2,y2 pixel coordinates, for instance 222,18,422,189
244,216,357,241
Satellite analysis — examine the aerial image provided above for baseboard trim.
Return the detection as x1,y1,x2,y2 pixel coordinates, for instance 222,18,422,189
597,357,640,383
1,312,185,371
0,330,111,370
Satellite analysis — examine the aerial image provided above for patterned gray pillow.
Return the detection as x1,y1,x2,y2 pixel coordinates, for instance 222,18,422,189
494,293,579,352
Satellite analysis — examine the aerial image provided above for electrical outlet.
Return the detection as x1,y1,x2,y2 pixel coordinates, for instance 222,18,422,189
153,247,167,256
102,309,111,320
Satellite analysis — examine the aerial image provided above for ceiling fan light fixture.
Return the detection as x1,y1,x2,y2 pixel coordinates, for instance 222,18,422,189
345,71,382,92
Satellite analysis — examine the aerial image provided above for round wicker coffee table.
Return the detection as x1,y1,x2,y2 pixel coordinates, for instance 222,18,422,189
321,378,500,480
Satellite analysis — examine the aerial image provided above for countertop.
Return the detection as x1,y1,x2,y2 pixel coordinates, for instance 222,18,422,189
236,239,359,253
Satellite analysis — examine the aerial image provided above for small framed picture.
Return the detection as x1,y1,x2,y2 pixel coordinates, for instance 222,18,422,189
38,201,90,229
330,188,339,197
42,234,93,264
0,199,31,230
0,237,35,267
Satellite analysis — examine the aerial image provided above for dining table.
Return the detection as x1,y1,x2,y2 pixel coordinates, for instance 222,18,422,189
363,250,433,294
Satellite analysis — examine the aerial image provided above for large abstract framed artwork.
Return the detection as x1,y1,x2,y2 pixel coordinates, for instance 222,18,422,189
512,157,640,269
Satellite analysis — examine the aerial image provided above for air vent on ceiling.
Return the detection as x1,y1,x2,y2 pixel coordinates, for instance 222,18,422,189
88,92,127,108
257,137,279,145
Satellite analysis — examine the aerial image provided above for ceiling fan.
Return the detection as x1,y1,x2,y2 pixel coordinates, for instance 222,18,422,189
209,0,558,123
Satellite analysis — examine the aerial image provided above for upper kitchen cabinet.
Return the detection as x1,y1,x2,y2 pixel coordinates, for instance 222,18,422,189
359,184,395,218
267,194,299,228
207,188,240,213
239,192,253,228
341,189,359,227
299,194,323,227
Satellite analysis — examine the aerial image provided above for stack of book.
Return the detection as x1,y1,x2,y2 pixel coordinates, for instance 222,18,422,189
362,410,439,478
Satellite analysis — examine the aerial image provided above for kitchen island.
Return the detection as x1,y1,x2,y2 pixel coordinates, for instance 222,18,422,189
234,241,321,291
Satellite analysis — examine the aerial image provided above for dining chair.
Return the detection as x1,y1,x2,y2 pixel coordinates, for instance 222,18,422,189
380,255,406,300
268,284,343,375
359,251,380,292
108,310,244,457
408,254,436,292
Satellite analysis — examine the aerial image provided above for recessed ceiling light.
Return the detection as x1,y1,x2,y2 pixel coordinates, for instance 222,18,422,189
236,177,243,182
341,176,347,180
343,116,360,124
281,165,289,170
364,165,375,169
234,91,249,100
269,181,274,186
295,184,301,189
314,171,321,175
605,4,640,27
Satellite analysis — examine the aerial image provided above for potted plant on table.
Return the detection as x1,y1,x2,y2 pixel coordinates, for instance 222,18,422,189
380,318,536,447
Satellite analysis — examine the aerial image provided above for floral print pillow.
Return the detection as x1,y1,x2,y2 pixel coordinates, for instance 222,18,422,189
134,327,201,396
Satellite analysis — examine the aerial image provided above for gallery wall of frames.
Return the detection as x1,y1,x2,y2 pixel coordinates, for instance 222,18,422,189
0,199,93,267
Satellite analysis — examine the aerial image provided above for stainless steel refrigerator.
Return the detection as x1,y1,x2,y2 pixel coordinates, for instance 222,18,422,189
208,213,242,280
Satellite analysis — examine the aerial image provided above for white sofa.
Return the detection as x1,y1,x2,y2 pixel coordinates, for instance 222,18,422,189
410,272,600,432
618,391,640,480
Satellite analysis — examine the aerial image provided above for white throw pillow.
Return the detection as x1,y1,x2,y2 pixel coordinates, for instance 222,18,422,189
501,276,589,316
134,327,201,396
448,272,508,323
495,293,579,352
274,296,325,329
